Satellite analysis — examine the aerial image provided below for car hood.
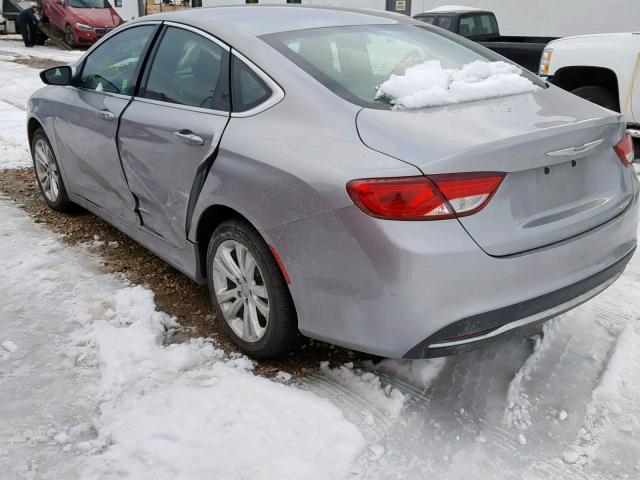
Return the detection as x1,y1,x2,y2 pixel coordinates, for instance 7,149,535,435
68,6,122,27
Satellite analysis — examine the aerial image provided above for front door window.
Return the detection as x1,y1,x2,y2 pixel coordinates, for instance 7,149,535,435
78,25,155,95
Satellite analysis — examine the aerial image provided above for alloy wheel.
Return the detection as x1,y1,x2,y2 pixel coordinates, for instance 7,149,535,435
211,239,270,343
33,138,60,203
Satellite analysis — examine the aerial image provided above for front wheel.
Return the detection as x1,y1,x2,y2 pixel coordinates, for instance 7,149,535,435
31,129,73,212
65,25,76,47
206,219,298,359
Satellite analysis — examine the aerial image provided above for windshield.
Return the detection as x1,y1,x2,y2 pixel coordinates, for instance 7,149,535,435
263,24,543,109
68,0,110,8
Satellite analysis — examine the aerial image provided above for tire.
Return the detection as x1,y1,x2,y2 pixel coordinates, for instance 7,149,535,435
31,129,73,212
570,86,618,112
206,219,298,359
65,25,76,47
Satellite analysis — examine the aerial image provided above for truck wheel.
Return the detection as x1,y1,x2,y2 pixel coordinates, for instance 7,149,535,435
65,25,76,47
571,86,618,112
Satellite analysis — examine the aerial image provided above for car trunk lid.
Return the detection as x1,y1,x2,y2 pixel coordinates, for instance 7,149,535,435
356,88,634,256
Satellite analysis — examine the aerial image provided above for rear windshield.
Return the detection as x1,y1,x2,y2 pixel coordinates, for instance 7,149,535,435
262,24,542,109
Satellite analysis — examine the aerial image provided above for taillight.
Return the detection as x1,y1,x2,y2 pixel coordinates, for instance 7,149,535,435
614,131,634,167
346,172,505,221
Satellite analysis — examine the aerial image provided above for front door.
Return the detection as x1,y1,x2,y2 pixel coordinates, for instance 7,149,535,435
54,24,157,224
118,25,230,249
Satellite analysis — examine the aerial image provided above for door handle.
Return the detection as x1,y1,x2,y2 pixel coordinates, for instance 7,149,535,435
95,109,115,121
173,129,204,146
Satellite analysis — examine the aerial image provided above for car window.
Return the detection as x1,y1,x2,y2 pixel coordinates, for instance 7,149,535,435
459,14,499,37
232,57,272,113
78,25,154,95
143,27,227,110
435,16,454,31
264,24,545,109
266,25,490,108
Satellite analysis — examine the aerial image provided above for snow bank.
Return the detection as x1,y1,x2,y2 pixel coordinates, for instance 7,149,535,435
0,40,81,169
0,101,31,169
0,34,83,63
503,321,558,430
376,60,539,110
593,325,639,401
68,285,367,479
0,59,46,169
0,199,366,479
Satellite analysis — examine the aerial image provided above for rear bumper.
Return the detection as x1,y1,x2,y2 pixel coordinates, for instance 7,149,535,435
404,246,634,358
265,185,639,359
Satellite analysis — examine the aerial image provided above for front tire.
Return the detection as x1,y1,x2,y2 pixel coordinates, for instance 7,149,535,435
65,25,76,47
206,219,297,359
571,86,618,112
31,129,73,212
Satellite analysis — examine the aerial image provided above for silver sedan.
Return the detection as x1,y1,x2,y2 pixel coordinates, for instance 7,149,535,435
27,6,638,359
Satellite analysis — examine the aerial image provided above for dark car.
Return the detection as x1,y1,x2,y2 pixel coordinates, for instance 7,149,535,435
414,8,557,72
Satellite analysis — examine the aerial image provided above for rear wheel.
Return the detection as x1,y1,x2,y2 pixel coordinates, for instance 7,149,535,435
206,219,298,359
571,86,618,111
31,129,73,212
65,25,76,47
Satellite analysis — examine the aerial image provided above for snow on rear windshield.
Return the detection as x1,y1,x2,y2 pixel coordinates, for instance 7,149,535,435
377,60,539,110
263,24,543,110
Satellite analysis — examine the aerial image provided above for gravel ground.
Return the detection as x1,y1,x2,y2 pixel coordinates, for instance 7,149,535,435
0,167,374,376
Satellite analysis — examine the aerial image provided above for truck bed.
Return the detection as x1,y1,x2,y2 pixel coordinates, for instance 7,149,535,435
478,36,557,72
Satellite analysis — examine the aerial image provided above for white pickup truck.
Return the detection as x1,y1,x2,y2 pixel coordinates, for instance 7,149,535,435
539,33,640,138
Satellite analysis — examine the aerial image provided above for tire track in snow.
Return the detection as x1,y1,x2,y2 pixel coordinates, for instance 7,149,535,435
558,325,640,476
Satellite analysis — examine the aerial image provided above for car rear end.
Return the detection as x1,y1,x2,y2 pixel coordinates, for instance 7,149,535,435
261,17,639,358
267,122,637,358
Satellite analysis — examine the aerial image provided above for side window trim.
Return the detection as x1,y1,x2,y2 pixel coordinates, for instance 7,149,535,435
136,22,231,116
230,49,285,118
73,21,162,99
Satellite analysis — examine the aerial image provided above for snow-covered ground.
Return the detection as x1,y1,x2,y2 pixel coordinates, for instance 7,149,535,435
1,36,640,479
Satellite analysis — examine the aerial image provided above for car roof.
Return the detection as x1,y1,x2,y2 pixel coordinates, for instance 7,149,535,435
142,5,415,37
421,7,492,15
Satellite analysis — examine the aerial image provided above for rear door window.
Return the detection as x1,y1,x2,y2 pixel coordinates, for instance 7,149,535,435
78,25,155,95
142,26,229,111
232,56,272,113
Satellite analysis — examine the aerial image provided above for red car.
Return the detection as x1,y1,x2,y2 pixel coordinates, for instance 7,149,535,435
43,0,123,47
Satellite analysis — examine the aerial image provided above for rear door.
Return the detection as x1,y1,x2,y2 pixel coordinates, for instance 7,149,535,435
53,23,157,224
118,24,230,249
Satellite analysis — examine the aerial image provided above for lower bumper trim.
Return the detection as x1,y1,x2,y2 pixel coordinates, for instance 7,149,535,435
403,246,635,358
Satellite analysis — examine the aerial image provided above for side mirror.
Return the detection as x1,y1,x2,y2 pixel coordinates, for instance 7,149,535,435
40,65,72,86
